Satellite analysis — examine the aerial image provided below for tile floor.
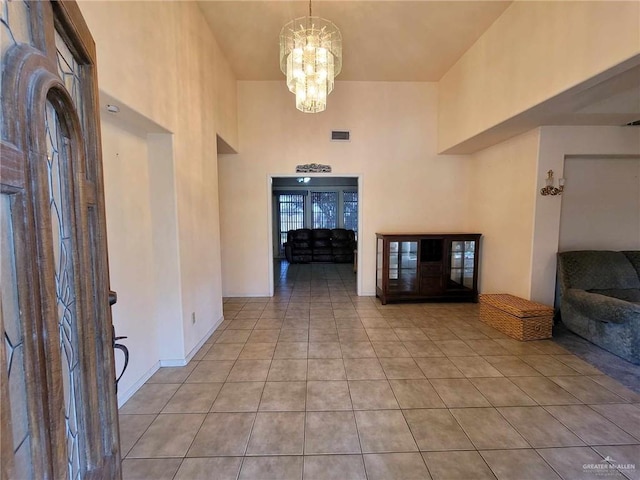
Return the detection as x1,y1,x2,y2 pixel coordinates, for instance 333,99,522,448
119,263,640,480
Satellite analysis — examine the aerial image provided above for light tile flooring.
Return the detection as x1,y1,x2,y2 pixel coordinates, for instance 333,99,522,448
120,263,640,480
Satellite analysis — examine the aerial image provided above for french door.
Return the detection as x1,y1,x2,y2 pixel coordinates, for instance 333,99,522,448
1,1,120,479
276,193,305,256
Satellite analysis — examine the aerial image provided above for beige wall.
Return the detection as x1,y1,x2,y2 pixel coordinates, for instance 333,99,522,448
467,129,540,299
78,1,237,403
171,3,226,353
439,1,640,153
78,1,238,146
531,126,640,305
219,81,470,297
466,126,640,306
559,157,640,252
79,1,178,132
100,116,161,394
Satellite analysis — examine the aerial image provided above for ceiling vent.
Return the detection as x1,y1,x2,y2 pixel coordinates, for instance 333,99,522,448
331,130,350,141
625,120,640,126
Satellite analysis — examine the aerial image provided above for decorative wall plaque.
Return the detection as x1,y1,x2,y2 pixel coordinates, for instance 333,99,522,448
296,163,332,173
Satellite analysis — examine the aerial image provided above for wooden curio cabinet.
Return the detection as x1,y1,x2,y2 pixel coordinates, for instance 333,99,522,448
376,233,481,304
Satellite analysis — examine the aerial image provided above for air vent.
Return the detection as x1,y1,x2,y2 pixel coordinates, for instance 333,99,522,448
626,120,640,126
331,130,350,141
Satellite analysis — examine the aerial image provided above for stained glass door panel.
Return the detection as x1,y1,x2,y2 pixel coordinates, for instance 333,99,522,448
1,195,33,479
1,1,120,478
45,100,83,478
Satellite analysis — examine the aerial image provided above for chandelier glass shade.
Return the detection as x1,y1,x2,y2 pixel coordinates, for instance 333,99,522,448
279,15,342,113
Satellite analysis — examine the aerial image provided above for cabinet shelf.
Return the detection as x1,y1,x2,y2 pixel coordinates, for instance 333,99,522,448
376,233,481,304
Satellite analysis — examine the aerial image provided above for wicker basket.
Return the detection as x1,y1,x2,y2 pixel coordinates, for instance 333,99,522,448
479,294,553,341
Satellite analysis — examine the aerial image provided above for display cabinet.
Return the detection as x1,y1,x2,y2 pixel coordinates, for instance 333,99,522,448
376,233,481,304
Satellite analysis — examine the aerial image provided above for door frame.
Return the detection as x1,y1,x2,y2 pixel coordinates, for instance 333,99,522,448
1,1,120,478
267,173,363,297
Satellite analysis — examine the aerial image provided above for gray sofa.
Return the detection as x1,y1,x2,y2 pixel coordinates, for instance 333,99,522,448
557,250,640,364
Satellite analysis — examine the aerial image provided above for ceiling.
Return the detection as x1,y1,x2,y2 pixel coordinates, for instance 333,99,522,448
197,0,512,81
198,0,639,135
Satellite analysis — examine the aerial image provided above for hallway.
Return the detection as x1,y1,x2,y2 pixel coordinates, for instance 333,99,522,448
119,263,640,479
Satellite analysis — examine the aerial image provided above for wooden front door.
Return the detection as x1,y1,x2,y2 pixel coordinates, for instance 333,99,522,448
1,1,121,479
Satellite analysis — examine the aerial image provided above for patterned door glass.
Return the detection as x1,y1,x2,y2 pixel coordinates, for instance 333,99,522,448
0,0,32,137
1,195,32,479
54,29,84,130
45,100,82,480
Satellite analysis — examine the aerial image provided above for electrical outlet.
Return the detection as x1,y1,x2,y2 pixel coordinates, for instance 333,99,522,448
191,312,196,324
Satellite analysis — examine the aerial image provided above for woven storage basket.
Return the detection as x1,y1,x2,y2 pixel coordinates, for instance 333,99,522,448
479,294,553,341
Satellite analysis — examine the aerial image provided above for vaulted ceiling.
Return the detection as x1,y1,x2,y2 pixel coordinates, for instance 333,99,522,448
197,0,512,81
198,0,640,128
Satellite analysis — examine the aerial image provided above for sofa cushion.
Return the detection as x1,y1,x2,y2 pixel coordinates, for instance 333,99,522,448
312,229,332,240
288,229,312,242
587,288,640,303
332,228,354,242
332,239,353,247
294,248,313,255
312,239,332,249
564,288,640,324
623,251,640,279
558,251,640,290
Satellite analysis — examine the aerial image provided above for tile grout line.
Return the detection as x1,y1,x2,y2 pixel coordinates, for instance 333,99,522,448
121,262,640,479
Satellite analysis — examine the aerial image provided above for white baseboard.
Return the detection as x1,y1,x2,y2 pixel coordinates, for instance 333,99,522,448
183,314,224,363
158,314,225,367
117,361,160,408
223,293,271,298
158,358,188,367
116,315,224,408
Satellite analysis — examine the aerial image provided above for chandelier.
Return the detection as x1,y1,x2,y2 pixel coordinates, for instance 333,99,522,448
279,0,342,113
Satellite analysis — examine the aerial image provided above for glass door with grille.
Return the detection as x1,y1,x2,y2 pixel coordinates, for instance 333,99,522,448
277,193,305,256
343,191,358,238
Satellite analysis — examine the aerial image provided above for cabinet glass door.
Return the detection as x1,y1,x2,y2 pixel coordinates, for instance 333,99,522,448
462,241,476,288
449,240,476,290
388,241,418,293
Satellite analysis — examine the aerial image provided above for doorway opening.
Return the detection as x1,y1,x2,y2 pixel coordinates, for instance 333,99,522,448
268,176,361,297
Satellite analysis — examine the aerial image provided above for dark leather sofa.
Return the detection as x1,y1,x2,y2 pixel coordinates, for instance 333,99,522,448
284,228,356,263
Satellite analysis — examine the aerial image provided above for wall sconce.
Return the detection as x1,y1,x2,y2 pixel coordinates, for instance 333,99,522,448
540,170,564,196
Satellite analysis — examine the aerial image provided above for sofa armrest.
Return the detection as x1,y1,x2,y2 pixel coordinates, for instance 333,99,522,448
564,288,640,324
284,243,294,263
